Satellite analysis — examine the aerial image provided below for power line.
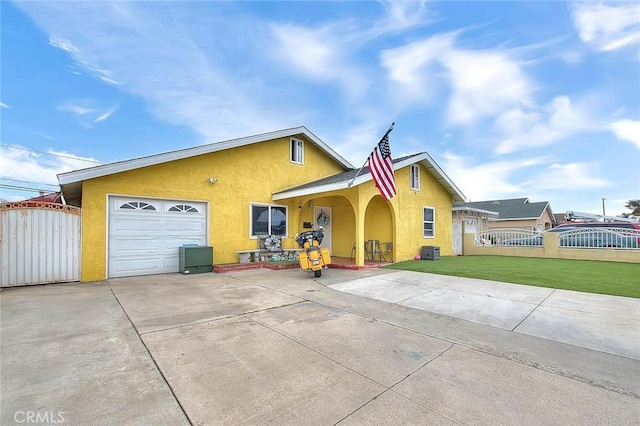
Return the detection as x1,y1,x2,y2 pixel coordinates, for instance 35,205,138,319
1,144,103,164
0,178,59,187
0,184,59,193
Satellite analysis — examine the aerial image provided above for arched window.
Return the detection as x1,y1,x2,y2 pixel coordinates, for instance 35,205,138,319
119,201,156,211
168,204,199,213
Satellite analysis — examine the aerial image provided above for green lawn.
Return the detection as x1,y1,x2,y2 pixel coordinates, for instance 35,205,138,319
384,256,640,298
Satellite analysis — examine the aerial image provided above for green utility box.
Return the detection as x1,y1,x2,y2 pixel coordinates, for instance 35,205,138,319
179,246,213,274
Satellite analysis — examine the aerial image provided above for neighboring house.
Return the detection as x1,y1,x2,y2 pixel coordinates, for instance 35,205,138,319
454,198,554,232
451,205,499,255
452,206,499,234
58,127,466,282
554,213,569,226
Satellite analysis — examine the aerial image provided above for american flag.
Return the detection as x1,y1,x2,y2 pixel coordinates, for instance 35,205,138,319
368,133,396,200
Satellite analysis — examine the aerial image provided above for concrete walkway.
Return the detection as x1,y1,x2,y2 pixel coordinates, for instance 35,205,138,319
2,269,639,425
329,270,640,360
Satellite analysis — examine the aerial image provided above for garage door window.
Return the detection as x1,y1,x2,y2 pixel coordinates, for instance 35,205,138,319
168,204,199,213
251,204,287,236
119,201,157,211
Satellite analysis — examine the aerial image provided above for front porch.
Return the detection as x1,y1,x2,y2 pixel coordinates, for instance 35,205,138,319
213,256,391,273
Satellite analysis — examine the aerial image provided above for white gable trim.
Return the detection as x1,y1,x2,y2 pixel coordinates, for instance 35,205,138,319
58,127,353,185
273,152,467,202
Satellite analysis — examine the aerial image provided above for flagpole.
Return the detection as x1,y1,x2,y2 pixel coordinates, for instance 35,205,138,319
347,122,395,188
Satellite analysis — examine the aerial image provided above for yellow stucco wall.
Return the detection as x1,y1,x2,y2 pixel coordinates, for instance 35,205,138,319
80,136,345,281
292,161,456,264
80,138,458,281
391,164,454,260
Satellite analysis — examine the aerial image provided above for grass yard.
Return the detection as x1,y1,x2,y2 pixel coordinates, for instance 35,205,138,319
385,256,640,298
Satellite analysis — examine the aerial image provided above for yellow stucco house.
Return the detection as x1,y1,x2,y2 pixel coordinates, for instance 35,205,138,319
58,127,466,282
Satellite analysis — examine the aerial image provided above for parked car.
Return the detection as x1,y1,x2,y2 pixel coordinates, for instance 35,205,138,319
554,222,640,231
502,222,640,248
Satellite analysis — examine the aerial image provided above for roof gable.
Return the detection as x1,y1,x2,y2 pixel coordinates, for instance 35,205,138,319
58,127,354,205
273,152,466,202
58,127,353,186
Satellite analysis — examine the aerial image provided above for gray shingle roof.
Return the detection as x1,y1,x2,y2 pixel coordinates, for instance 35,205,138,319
454,198,550,220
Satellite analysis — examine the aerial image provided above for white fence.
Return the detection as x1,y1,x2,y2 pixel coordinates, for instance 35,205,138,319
475,227,640,250
475,228,541,247
1,202,81,287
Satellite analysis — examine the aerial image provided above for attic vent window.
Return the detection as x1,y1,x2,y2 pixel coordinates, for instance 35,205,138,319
290,138,304,165
119,201,156,211
491,201,500,205
169,204,199,213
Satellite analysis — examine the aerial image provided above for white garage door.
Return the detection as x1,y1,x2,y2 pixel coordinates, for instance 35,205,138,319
108,196,208,278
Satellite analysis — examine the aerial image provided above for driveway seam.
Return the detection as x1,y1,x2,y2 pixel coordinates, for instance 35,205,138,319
108,284,193,426
334,343,458,425
241,313,390,388
511,288,557,332
137,300,308,336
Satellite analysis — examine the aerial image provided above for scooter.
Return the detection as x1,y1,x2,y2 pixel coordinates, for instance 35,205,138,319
295,227,331,277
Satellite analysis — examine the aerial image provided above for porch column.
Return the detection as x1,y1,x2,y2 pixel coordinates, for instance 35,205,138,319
355,199,366,267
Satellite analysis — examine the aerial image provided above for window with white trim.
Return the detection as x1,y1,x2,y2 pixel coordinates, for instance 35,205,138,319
251,203,288,236
290,138,304,164
410,164,420,190
423,206,435,238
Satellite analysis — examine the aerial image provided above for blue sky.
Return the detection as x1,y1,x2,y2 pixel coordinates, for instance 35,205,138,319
1,1,639,216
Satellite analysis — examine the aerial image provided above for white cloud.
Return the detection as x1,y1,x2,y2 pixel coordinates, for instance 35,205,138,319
49,34,122,85
380,33,454,106
440,151,609,204
0,102,9,109
530,163,609,190
440,152,546,201
92,106,119,124
610,119,640,149
57,100,118,127
270,25,338,79
384,0,428,28
268,19,377,105
58,102,95,116
381,32,533,125
368,0,432,37
49,34,77,53
571,2,640,52
16,1,296,142
443,49,533,126
494,96,595,155
0,145,100,186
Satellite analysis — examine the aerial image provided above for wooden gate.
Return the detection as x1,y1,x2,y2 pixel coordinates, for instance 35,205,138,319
1,202,81,287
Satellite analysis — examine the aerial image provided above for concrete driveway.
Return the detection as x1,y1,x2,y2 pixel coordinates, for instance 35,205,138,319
2,269,639,425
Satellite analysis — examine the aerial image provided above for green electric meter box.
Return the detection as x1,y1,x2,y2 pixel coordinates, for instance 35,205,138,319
179,246,213,274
